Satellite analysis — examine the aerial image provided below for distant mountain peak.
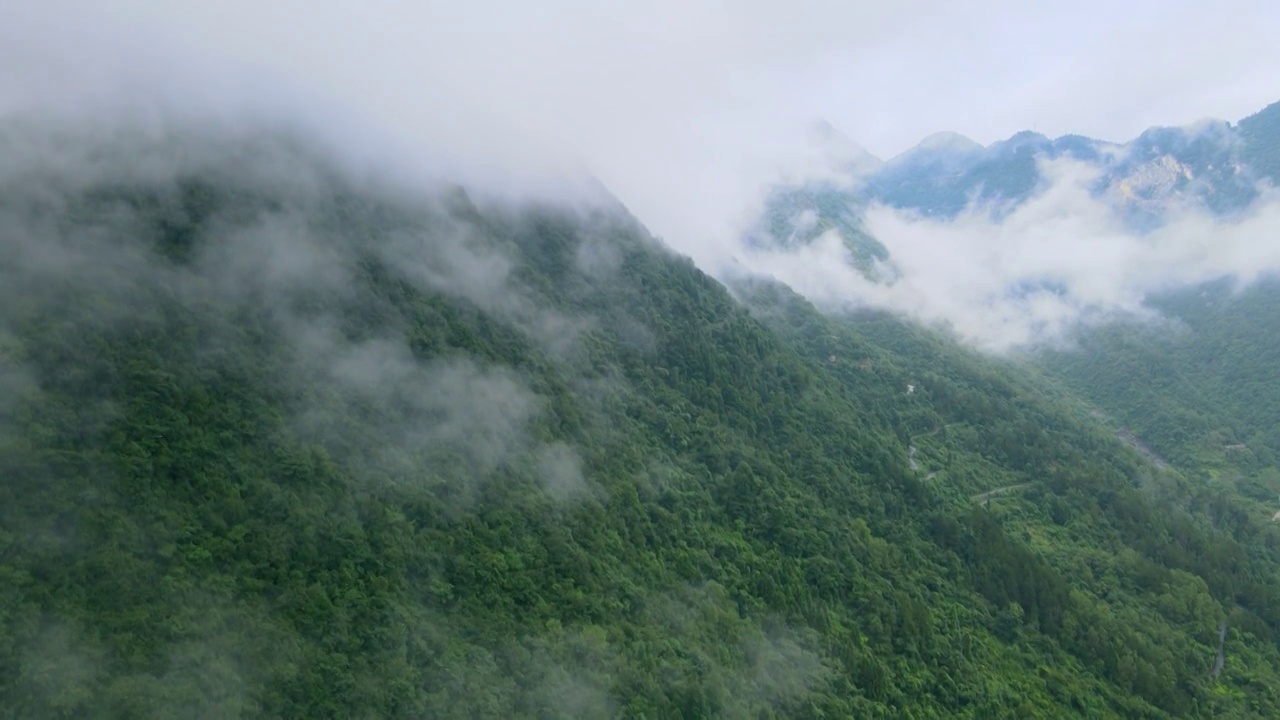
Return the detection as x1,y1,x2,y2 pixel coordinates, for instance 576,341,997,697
759,97,1280,267
1180,117,1232,136
912,131,983,156
1004,130,1051,147
807,119,883,176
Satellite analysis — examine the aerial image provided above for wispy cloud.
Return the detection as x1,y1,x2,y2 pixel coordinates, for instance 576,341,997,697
740,157,1280,350
7,2,1280,353
12,1,1280,284
0,116,608,506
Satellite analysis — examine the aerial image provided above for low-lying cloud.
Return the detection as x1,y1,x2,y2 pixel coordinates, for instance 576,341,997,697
0,115,606,507
9,3,1280,358
739,157,1280,351
17,0,1280,287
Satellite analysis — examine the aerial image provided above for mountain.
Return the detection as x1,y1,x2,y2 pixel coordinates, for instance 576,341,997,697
744,180,896,281
753,99,1280,714
5,114,1280,719
865,112,1272,220
1238,100,1280,187
806,120,883,179
757,101,1280,268
1103,120,1254,221
1040,274,1280,481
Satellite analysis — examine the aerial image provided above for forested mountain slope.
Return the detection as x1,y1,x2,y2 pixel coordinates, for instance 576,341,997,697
1038,275,1280,583
740,281,1280,715
1041,277,1280,470
3,118,1280,718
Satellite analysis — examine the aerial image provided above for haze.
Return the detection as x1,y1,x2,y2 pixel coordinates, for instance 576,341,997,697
7,0,1280,349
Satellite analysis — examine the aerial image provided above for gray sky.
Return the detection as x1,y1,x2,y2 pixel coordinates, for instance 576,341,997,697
8,0,1280,344
36,0,1278,154
18,0,1274,243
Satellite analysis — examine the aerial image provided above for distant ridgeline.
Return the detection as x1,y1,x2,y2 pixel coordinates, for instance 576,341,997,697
751,99,1280,276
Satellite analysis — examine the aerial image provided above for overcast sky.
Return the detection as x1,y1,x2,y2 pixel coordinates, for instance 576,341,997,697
8,1,1280,335
26,1,1276,154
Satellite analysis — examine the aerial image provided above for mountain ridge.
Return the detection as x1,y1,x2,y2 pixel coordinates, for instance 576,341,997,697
805,98,1279,219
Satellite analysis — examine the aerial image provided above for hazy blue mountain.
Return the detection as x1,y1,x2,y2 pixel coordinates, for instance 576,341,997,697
806,119,884,178
1238,100,1280,186
1102,120,1255,222
756,100,1280,270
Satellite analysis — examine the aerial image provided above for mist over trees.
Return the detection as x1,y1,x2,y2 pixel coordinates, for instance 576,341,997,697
0,102,1278,719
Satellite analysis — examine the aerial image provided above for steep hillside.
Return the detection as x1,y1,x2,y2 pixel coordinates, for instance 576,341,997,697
740,281,1280,717
1239,101,1280,186
1039,275,1280,504
4,117,1280,718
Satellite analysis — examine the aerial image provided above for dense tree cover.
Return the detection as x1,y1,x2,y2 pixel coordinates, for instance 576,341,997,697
1040,277,1280,467
1239,100,1280,187
743,282,1280,716
1037,277,1280,666
2,121,1279,718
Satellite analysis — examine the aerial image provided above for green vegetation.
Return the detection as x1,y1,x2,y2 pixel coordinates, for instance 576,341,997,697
1033,274,1280,714
752,183,892,279
2,121,1280,718
1239,100,1280,186
1040,277,1280,468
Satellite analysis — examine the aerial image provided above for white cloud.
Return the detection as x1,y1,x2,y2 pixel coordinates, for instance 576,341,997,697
742,157,1280,351
5,0,1280,317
